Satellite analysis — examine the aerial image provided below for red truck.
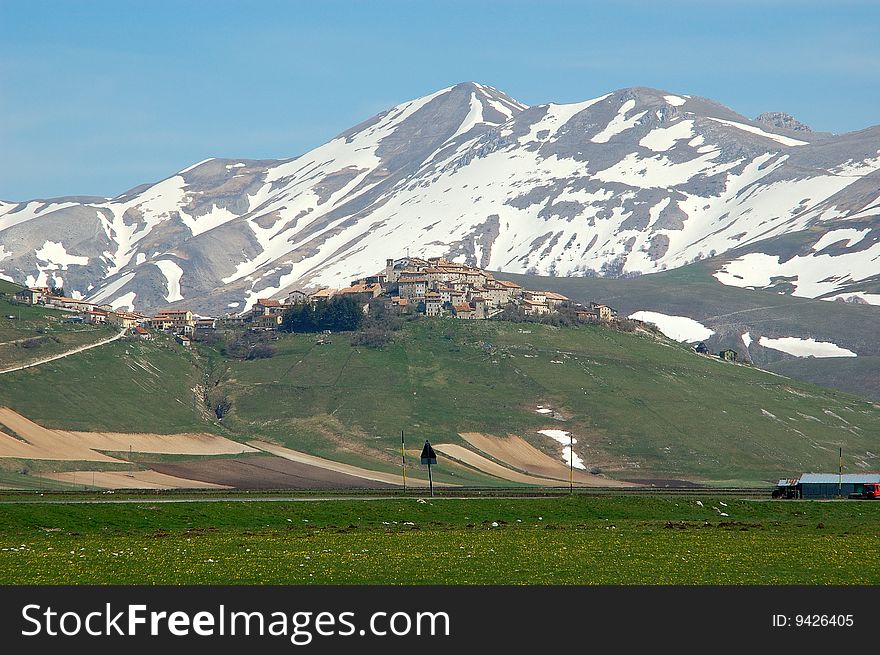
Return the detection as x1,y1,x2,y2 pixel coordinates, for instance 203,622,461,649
849,482,880,499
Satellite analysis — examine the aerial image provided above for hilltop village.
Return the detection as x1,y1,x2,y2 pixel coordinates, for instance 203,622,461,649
10,256,616,345
243,256,616,328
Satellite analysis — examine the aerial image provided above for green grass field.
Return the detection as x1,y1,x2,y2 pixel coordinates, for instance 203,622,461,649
0,495,877,584
0,283,116,370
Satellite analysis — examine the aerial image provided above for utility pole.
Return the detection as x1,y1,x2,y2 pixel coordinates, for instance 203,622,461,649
570,432,574,495
838,447,843,499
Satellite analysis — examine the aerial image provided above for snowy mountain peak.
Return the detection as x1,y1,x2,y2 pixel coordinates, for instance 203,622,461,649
1,83,878,313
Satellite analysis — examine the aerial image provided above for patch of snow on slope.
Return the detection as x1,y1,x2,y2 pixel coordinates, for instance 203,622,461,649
639,120,695,152
758,336,856,358
664,95,687,107
591,100,647,143
629,311,714,342
596,151,740,188
517,94,611,145
812,228,871,251
0,201,78,231
87,272,135,304
35,241,89,268
178,158,214,174
714,241,880,298
537,430,586,470
704,117,808,147
742,332,752,347
111,292,137,311
178,204,239,237
826,292,880,306
154,260,184,302
445,92,484,143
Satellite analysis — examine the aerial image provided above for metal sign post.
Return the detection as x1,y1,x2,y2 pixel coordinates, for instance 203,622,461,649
420,440,437,497
401,430,407,493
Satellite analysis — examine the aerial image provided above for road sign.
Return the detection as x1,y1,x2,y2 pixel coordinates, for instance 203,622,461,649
420,440,437,465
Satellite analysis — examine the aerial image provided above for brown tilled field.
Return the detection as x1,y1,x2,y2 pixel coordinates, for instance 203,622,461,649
460,432,635,487
37,469,231,490
147,456,395,489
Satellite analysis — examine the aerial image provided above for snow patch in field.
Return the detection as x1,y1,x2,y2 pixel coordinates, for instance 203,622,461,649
629,311,714,342
757,336,856,358
538,429,586,470
704,117,808,147
154,260,184,302
742,332,752,347
591,100,647,143
639,120,695,152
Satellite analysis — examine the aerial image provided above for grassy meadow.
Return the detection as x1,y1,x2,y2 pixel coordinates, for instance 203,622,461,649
0,495,877,584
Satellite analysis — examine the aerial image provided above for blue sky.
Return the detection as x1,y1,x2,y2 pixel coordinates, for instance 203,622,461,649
2,0,878,199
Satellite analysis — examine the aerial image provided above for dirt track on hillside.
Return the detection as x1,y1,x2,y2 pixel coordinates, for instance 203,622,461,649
0,407,254,461
149,456,395,490
37,470,230,490
460,432,635,487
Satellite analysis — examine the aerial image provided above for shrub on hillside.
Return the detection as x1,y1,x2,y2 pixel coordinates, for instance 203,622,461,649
351,329,393,348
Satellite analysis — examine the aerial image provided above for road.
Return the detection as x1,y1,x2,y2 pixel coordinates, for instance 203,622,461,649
0,327,127,374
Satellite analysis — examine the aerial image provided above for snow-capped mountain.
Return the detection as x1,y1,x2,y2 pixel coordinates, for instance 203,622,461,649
1,82,878,314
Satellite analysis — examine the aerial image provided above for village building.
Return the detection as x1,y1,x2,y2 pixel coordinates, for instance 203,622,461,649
424,292,443,317
471,296,487,320
309,288,336,304
521,299,550,316
107,311,139,329
494,279,522,298
150,309,195,335
522,290,547,305
542,291,569,309
719,348,738,362
398,278,427,300
176,334,192,347
86,309,108,325
284,290,309,306
336,282,383,303
49,297,95,312
251,299,284,320
195,318,217,331
453,302,476,320
252,314,283,330
14,288,46,305
133,326,152,340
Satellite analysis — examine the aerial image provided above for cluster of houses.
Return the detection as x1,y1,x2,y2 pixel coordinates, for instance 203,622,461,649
11,286,214,347
11,256,619,341
273,256,616,322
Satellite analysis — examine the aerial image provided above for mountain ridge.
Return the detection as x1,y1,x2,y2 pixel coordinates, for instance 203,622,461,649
1,81,878,315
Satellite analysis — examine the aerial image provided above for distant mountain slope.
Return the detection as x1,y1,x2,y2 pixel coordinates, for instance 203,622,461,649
501,265,880,400
1,82,878,315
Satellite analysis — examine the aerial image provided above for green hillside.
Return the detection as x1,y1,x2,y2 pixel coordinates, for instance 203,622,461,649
216,320,879,484
0,281,117,371
499,264,880,400
0,316,877,485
